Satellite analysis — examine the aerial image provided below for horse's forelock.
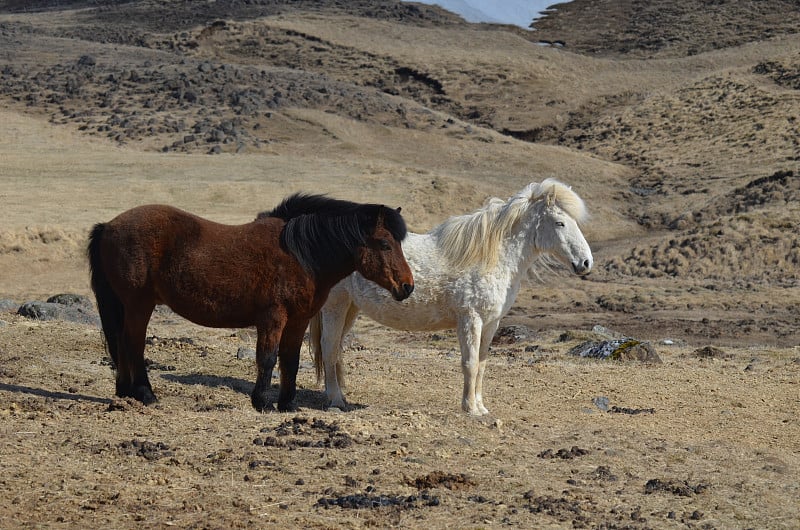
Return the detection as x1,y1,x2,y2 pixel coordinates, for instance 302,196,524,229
378,205,408,241
528,179,588,224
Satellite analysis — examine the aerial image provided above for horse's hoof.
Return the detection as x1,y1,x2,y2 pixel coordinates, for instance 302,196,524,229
277,401,299,412
251,393,274,412
118,386,157,405
327,399,349,411
462,401,480,416
463,404,486,416
139,392,158,406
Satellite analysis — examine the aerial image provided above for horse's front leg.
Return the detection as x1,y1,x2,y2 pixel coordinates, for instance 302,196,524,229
251,315,286,412
475,320,500,415
457,311,484,415
321,300,359,410
322,337,347,410
277,320,308,412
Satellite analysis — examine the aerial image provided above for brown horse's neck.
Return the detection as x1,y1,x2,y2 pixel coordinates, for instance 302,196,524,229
313,259,358,297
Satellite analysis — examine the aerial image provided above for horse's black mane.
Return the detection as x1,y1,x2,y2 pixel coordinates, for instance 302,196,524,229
258,193,407,277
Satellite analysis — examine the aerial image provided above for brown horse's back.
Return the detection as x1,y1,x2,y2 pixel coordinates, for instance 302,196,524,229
96,204,314,328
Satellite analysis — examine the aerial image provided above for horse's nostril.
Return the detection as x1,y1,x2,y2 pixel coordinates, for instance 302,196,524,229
403,283,414,296
574,260,592,275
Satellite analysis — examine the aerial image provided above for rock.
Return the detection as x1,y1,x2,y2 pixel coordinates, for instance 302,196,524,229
569,338,662,363
47,293,93,310
592,396,610,412
236,347,256,360
0,299,18,312
77,54,96,67
692,346,732,359
591,325,621,339
492,324,536,345
18,301,61,319
18,299,100,326
614,341,662,363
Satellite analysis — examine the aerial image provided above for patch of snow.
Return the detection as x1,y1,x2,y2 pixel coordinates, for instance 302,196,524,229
409,0,567,29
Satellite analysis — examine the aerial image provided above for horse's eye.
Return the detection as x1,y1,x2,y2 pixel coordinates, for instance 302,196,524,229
379,239,391,250
556,221,565,227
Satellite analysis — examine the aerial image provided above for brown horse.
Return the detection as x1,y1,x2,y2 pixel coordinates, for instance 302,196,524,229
87,194,414,412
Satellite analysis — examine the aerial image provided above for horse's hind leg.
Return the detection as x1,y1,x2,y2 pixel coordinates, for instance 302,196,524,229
116,302,156,404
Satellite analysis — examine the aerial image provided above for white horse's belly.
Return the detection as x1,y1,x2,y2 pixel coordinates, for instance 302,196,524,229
341,232,517,332
363,300,456,331
346,276,457,331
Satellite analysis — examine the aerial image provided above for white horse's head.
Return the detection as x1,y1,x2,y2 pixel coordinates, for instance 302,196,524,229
526,179,593,275
434,178,593,275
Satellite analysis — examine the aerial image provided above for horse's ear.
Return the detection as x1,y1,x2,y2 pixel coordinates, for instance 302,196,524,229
546,186,556,207
396,206,402,213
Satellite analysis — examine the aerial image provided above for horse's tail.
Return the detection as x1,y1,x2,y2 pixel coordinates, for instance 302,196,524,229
87,223,123,367
308,312,325,386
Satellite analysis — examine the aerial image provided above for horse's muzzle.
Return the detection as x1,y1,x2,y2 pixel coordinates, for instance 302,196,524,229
573,259,592,276
392,282,414,301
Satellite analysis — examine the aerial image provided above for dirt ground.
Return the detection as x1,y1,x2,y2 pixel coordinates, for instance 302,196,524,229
0,1,798,528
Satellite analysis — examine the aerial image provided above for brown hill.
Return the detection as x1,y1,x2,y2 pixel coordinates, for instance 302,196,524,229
3,0,798,339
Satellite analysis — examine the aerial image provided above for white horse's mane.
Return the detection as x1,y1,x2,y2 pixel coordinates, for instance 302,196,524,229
431,178,588,272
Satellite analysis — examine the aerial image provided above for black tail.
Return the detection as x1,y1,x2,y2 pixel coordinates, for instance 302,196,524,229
87,223,123,366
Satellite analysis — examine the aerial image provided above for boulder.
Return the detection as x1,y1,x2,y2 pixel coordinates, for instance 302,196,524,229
691,346,732,359
0,299,18,312
18,294,100,326
569,338,662,363
47,293,94,310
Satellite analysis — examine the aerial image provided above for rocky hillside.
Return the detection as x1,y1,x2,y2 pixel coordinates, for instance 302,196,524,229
1,0,798,292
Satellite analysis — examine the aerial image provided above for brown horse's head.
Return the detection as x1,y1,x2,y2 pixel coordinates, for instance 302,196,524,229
356,207,414,301
263,194,415,300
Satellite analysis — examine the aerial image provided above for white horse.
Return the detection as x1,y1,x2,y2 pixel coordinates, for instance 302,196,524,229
309,179,593,415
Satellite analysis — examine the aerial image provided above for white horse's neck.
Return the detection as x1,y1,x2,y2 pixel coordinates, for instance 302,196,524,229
489,212,542,285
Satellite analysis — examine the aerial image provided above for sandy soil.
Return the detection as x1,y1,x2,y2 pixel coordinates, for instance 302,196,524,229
0,1,798,528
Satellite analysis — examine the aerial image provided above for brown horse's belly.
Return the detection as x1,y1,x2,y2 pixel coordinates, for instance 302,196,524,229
153,292,259,329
